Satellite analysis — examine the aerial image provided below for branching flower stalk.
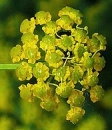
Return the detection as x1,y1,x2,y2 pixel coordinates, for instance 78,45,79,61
1,6,107,124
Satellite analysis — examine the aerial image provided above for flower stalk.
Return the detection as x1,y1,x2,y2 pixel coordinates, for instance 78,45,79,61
0,64,19,70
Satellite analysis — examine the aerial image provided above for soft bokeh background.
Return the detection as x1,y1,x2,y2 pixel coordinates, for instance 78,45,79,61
0,0,112,130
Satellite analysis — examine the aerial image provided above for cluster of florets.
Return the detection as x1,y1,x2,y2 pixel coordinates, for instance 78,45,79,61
10,6,106,124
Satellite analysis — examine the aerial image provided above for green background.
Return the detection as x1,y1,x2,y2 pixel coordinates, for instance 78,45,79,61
0,0,112,129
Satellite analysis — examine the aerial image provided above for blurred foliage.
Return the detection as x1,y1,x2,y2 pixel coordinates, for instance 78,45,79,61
74,113,107,130
0,0,112,130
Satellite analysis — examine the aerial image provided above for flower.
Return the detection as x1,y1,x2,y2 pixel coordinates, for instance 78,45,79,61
80,52,94,69
93,53,106,71
56,81,74,98
19,83,34,102
20,17,36,34
56,15,74,30
71,27,89,43
33,81,50,99
66,107,85,124
33,62,49,81
70,65,84,84
93,33,107,50
40,95,59,111
80,70,99,89
21,32,39,46
16,62,32,81
45,50,64,68
72,42,86,62
58,6,83,25
56,35,74,51
21,46,41,64
67,89,85,107
10,44,22,63
42,21,60,35
52,66,70,82
40,34,56,51
90,85,105,103
35,11,51,25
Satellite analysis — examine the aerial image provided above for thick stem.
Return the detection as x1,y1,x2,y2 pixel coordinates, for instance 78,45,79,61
0,64,19,70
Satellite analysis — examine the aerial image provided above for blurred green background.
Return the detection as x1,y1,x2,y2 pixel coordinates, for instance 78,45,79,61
0,0,112,130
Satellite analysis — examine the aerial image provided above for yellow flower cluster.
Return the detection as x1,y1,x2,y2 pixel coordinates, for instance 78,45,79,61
10,6,106,124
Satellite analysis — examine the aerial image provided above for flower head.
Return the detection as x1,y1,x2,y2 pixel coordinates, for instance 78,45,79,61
10,6,106,124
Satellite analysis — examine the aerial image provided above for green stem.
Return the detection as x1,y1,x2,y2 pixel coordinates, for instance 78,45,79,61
0,64,20,70
49,83,58,87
